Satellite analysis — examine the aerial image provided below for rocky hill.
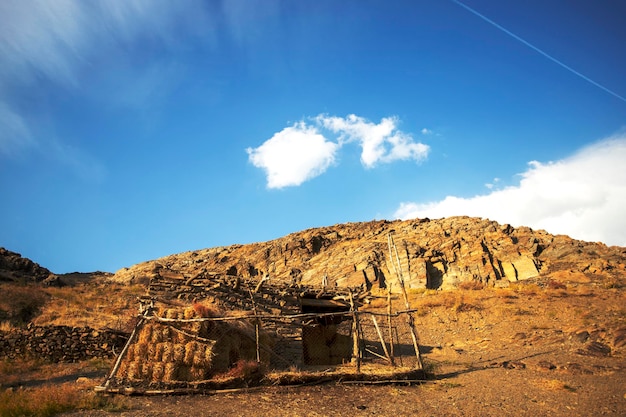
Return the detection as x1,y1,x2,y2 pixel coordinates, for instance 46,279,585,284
111,216,626,291
0,247,54,283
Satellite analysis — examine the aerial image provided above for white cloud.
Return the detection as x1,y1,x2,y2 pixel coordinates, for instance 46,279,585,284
246,122,338,189
248,114,430,188
395,135,626,246
421,128,433,135
317,114,429,168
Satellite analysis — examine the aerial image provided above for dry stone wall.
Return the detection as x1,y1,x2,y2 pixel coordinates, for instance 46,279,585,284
0,325,128,362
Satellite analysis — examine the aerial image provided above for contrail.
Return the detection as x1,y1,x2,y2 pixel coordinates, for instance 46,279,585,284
452,0,626,103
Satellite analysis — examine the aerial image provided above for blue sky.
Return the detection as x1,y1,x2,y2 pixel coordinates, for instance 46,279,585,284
1,0,625,273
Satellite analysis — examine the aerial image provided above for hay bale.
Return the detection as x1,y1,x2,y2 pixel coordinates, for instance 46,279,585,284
116,362,128,379
163,363,177,382
151,362,165,382
191,366,208,381
147,343,158,361
184,342,197,365
150,326,164,343
183,307,196,320
161,326,172,339
203,344,215,365
190,321,202,334
125,344,136,362
142,362,152,381
162,343,174,362
153,343,165,362
134,341,148,359
172,344,185,364
126,361,140,380
137,325,153,345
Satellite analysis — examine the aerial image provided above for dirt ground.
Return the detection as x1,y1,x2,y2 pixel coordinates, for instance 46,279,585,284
60,283,626,417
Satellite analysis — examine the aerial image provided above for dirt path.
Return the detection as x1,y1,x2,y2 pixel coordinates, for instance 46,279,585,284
63,366,625,416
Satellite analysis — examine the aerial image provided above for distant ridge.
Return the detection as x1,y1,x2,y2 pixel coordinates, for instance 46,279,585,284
111,217,626,291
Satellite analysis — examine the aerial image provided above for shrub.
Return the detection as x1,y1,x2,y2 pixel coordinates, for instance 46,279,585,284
458,280,485,291
0,384,128,417
0,284,48,326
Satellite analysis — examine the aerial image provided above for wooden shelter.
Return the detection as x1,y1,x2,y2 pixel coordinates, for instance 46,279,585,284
98,260,426,394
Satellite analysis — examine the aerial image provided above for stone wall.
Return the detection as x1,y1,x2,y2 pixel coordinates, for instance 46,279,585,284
0,325,128,362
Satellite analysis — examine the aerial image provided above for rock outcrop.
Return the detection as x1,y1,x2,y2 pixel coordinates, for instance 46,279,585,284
0,247,54,283
111,217,626,291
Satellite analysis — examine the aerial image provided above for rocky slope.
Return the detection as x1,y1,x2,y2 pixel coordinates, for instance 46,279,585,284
0,247,54,283
111,216,626,291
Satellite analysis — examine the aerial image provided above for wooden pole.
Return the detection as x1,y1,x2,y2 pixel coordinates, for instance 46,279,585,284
371,315,392,364
386,284,395,363
388,233,424,370
247,289,261,363
349,290,361,373
102,315,146,388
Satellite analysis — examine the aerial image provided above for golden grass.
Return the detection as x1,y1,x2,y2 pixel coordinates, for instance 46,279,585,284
0,383,129,417
32,283,144,330
0,284,48,326
0,357,112,387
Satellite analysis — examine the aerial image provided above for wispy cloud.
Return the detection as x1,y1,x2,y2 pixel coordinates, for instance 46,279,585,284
395,134,626,246
247,115,430,189
0,102,34,155
0,0,209,174
317,115,429,168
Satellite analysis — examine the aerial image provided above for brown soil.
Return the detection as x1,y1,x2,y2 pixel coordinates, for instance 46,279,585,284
58,282,625,417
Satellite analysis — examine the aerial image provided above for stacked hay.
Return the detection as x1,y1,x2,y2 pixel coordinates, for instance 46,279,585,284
115,303,272,384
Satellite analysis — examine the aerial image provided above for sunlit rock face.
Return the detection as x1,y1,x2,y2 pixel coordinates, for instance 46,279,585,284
111,216,626,292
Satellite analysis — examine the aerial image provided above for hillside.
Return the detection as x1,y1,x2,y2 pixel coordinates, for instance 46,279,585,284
111,216,626,291
0,247,54,283
1,216,626,416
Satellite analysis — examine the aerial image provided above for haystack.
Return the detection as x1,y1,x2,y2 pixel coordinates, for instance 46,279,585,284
115,303,272,384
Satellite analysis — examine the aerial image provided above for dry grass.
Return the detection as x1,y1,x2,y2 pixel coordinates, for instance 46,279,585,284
0,383,129,417
0,357,112,387
32,283,144,331
457,281,485,291
0,284,49,326
410,290,484,314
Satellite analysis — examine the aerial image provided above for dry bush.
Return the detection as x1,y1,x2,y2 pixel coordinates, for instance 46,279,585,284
0,284,48,326
458,280,485,291
546,280,567,290
413,291,483,313
0,384,128,417
220,359,264,380
192,302,222,318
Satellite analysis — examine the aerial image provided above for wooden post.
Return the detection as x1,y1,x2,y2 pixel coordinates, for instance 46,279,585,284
387,283,395,363
247,289,261,363
371,315,392,364
388,233,424,370
102,314,146,389
349,290,361,373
